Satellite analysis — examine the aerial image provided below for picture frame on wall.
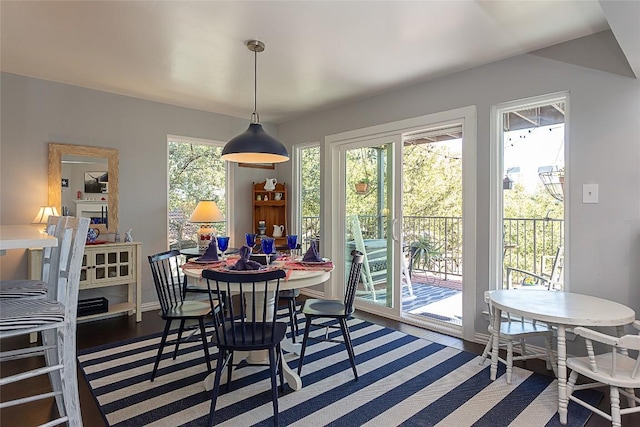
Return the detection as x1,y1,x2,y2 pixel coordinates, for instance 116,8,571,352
61,178,69,188
84,171,108,193
238,163,275,170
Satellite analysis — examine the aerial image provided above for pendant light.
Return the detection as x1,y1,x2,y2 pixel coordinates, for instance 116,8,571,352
221,40,289,164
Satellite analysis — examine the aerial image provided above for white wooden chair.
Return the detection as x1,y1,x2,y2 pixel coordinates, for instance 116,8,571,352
0,216,90,426
348,215,413,302
567,321,640,427
480,290,557,384
0,216,64,299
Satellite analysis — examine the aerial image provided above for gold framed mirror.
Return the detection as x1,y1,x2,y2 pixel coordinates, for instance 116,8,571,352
48,143,119,235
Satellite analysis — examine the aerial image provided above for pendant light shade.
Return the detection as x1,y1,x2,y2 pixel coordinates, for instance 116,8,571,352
222,40,289,164
222,123,289,163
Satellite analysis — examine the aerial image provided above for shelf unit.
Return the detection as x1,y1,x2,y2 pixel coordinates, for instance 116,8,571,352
28,241,142,322
253,181,288,248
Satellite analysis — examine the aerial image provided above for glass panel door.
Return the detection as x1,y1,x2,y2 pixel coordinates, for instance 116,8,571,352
401,124,463,326
343,139,396,309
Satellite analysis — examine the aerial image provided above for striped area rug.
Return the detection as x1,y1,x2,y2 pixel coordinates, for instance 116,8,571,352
78,313,599,427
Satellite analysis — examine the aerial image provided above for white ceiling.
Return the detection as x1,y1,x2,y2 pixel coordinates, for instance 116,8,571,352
1,1,636,124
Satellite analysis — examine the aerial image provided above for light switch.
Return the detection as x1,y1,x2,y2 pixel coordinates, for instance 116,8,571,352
583,184,598,203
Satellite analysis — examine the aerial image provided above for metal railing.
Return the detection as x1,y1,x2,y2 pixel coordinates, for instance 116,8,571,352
301,214,564,282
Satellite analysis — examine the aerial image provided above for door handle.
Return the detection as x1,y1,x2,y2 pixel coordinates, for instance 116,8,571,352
391,218,399,241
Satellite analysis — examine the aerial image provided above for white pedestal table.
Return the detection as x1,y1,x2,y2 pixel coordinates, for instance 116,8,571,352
183,261,332,391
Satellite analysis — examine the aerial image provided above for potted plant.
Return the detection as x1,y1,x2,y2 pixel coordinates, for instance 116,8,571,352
355,178,370,194
409,234,443,273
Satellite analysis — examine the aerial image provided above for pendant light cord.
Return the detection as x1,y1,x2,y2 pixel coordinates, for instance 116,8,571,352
251,47,259,124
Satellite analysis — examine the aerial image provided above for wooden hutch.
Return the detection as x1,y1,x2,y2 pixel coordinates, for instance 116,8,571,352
252,180,288,248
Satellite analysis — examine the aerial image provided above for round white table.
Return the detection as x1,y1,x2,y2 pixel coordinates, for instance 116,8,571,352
183,261,332,391
488,290,635,425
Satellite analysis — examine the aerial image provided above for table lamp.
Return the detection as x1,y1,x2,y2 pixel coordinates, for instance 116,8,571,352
189,200,224,250
32,206,60,231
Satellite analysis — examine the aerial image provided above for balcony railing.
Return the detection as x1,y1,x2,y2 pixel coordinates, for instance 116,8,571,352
301,214,564,284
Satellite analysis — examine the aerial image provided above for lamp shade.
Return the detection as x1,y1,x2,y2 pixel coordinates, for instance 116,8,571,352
221,123,289,164
32,206,60,224
189,200,224,223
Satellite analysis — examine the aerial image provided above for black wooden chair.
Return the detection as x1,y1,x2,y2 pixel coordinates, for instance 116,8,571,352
297,250,364,380
279,288,300,342
148,250,220,381
202,268,287,427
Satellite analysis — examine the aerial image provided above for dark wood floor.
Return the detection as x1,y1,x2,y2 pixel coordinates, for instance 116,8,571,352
0,309,631,426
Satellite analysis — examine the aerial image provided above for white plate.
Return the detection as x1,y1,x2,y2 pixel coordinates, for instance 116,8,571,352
220,265,281,274
298,258,331,266
193,258,224,265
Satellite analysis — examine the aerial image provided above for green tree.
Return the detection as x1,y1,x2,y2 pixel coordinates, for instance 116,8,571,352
168,141,226,247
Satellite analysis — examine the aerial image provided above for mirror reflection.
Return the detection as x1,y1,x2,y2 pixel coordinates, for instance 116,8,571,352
49,143,119,235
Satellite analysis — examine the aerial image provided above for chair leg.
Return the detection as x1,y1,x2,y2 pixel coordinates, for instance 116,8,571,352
544,336,558,376
611,386,622,427
625,388,637,408
208,350,226,427
151,321,171,381
506,340,514,384
277,344,285,392
567,370,578,397
226,351,234,393
60,323,82,427
287,299,297,343
339,318,358,380
198,318,212,373
268,347,280,426
297,317,313,376
173,319,186,360
479,335,492,365
42,327,65,418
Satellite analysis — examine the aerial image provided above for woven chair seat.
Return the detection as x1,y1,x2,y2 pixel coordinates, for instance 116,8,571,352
0,299,65,330
0,279,47,299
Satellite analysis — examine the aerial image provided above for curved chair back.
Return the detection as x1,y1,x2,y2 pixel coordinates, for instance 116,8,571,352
344,250,364,316
148,250,186,315
202,268,287,348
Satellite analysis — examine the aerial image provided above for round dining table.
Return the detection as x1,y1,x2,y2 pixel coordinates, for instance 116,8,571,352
488,290,636,425
182,260,332,392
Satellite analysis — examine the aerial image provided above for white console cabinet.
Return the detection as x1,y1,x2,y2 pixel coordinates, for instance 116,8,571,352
29,241,142,322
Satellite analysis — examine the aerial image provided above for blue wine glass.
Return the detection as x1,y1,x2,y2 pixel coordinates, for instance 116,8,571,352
245,233,257,248
261,237,275,263
216,236,229,256
287,235,298,256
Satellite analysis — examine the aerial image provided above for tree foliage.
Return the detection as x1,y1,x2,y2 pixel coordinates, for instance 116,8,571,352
168,141,227,247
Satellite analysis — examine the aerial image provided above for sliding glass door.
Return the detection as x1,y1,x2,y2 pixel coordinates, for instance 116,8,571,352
327,106,476,339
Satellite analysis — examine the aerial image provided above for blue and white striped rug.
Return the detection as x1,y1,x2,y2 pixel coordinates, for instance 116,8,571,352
78,313,599,427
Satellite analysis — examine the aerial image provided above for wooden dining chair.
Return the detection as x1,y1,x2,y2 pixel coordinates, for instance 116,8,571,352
279,288,300,342
567,321,640,427
202,268,288,427
0,216,89,427
297,250,364,380
480,290,557,384
147,250,221,381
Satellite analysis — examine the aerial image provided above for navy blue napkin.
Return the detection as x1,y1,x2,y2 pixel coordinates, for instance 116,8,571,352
302,240,323,262
198,239,219,261
229,245,263,271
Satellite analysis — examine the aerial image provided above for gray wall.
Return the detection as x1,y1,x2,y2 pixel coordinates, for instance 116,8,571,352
277,38,640,331
0,72,283,303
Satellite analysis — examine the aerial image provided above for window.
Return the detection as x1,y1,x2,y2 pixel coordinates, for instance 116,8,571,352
168,136,227,249
493,93,567,291
293,144,321,250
